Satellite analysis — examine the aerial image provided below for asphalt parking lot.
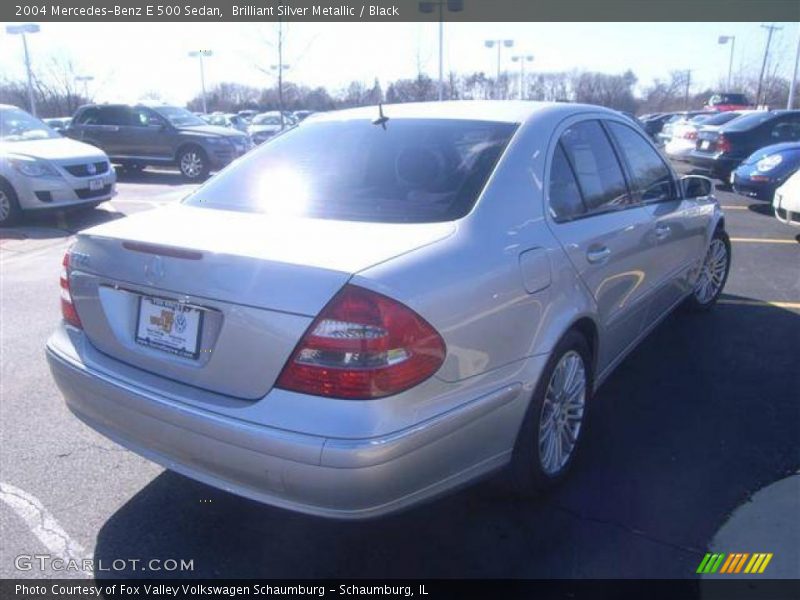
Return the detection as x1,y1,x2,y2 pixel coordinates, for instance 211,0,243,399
0,165,798,579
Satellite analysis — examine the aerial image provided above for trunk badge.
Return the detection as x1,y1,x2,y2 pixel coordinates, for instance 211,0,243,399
144,255,165,285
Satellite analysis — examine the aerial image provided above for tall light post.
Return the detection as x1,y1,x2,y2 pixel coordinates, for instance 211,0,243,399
188,50,213,113
756,24,782,107
718,35,735,91
75,75,94,101
511,54,534,99
418,0,464,101
5,24,40,116
789,25,800,109
484,39,514,99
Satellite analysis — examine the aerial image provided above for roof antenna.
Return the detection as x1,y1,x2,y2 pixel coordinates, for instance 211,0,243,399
372,103,389,129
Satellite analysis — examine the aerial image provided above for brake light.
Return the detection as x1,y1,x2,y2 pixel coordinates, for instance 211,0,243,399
60,251,82,328
276,285,446,399
684,130,698,140
717,134,732,154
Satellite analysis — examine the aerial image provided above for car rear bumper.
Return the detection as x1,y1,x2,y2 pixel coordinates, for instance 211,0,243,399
46,327,530,519
687,153,739,178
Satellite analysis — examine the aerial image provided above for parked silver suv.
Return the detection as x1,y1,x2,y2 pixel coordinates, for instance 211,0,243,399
47,102,730,518
67,103,250,181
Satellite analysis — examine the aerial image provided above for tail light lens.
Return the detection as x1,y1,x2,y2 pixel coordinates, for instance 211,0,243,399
684,130,698,140
276,285,446,399
717,134,732,154
60,251,82,328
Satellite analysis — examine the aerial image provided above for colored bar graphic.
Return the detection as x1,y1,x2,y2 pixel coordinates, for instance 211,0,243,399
698,552,773,575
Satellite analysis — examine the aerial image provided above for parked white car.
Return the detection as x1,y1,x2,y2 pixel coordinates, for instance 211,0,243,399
0,105,116,226
664,112,752,161
773,168,800,226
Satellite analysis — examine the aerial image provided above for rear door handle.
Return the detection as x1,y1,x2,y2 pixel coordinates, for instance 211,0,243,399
586,246,611,264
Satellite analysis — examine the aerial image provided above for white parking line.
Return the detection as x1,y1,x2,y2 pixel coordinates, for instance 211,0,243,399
0,482,91,577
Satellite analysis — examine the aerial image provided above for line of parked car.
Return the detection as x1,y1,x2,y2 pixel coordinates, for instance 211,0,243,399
0,102,321,226
638,94,800,226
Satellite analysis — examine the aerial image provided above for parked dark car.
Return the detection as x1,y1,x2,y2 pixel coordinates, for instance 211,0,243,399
688,110,800,182
639,112,675,141
703,92,752,112
731,142,800,201
67,104,250,180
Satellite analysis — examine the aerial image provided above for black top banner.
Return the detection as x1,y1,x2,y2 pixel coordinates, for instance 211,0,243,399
3,0,800,22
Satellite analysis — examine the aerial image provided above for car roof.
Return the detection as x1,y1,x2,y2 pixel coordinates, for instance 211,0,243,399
310,100,612,125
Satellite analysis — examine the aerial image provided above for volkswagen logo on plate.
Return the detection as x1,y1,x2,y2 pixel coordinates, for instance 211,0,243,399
87,162,97,175
144,255,165,285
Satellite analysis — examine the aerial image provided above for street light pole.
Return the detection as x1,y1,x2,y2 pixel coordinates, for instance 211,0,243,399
484,39,514,99
6,24,40,117
511,54,534,99
718,35,735,90
756,24,782,107
75,75,94,101
788,25,800,109
188,50,213,113
418,1,463,101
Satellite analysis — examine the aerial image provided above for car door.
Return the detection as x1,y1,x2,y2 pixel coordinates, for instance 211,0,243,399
71,106,116,154
128,107,173,160
94,105,135,158
604,120,709,321
546,118,654,375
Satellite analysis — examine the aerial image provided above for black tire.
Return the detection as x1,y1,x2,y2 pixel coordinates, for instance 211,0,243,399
0,179,22,227
684,228,731,312
509,330,593,495
177,146,210,181
120,161,144,173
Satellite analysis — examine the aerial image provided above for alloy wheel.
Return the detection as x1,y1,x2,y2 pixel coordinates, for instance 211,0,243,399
694,238,728,304
0,190,10,223
180,152,204,178
538,350,586,475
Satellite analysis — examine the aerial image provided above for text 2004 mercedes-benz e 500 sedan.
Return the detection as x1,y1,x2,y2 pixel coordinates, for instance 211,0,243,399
47,102,731,519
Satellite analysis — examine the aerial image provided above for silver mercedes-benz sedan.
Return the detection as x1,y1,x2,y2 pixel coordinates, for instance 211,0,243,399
46,101,730,519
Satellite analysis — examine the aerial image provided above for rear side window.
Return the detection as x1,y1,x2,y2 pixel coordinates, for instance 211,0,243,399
607,121,674,203
548,144,586,222
96,106,134,126
185,118,517,223
769,119,800,142
558,120,631,213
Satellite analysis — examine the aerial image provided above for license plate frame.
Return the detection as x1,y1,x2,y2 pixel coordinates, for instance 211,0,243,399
89,177,104,191
135,295,204,360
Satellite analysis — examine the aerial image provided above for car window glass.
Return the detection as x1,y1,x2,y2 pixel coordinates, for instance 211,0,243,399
76,107,100,125
607,121,674,203
131,108,164,127
559,120,631,213
548,143,586,222
184,118,517,223
98,106,134,126
770,120,800,142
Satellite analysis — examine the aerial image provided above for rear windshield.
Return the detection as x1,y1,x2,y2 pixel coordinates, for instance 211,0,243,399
723,112,776,131
185,118,518,223
700,112,742,126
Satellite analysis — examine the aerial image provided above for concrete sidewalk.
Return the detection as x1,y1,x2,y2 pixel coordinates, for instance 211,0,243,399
704,473,799,579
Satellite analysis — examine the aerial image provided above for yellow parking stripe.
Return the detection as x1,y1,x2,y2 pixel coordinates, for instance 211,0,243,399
718,299,800,310
730,237,797,244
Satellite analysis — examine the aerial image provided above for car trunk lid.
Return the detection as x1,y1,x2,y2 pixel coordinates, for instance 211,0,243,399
68,204,454,399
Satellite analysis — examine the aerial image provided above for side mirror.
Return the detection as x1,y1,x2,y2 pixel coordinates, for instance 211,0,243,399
681,175,713,198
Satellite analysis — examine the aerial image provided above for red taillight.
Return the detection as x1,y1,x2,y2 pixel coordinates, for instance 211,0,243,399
684,130,698,140
276,285,446,399
717,134,732,154
60,252,82,328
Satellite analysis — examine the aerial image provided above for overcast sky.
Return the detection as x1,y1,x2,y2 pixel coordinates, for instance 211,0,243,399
1,21,798,105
